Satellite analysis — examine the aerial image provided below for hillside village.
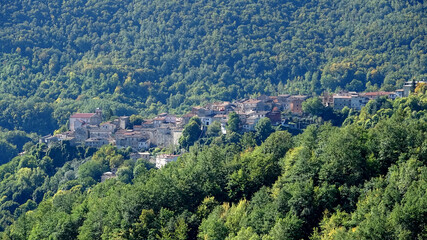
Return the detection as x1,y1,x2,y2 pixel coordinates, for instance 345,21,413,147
40,81,424,167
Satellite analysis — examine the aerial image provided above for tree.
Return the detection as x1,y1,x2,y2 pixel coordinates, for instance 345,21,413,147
117,167,133,183
0,141,18,165
240,132,257,150
131,209,158,239
78,160,106,182
206,121,222,138
255,118,273,143
410,79,416,93
268,213,304,240
302,97,325,116
130,114,144,126
179,117,202,149
227,112,240,133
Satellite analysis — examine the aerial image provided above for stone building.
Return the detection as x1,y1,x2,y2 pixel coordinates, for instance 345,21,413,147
69,108,102,131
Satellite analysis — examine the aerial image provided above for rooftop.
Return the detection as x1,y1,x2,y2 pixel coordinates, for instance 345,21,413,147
363,91,392,96
182,113,196,118
71,113,96,118
153,117,166,121
333,95,352,99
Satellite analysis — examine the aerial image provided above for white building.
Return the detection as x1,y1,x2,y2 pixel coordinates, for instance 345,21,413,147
333,95,352,110
155,154,180,168
350,94,369,111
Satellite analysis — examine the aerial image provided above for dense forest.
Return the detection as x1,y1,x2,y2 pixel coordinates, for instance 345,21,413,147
0,90,426,239
0,0,426,239
0,0,426,136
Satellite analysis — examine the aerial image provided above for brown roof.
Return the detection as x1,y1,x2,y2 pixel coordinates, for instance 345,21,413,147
70,113,96,118
115,130,145,137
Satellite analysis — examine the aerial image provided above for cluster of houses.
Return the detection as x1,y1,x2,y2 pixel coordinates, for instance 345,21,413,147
40,80,424,168
183,94,308,132
323,91,398,110
41,109,183,151
323,80,425,111
39,94,310,167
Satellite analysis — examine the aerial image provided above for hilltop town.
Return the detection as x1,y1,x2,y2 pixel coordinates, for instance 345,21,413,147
40,94,309,150
40,81,423,167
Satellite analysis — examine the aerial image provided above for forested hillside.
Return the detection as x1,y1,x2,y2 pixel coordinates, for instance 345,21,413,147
0,92,426,239
0,0,426,135
0,1,426,238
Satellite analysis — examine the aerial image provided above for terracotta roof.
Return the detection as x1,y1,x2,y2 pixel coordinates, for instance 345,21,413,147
71,113,96,118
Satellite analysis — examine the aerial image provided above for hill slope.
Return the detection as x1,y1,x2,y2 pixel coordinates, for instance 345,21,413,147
1,92,426,239
0,0,425,134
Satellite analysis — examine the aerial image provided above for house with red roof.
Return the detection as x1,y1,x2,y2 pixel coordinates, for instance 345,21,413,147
69,108,102,131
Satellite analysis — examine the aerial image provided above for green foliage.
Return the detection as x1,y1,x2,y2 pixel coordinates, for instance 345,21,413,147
206,121,222,138
302,97,325,116
240,132,257,150
318,125,369,186
1,94,427,240
254,118,274,143
227,131,293,201
302,97,345,125
0,0,424,142
129,115,144,126
268,213,304,240
77,161,106,182
226,112,240,133
179,117,202,149
0,141,18,165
